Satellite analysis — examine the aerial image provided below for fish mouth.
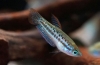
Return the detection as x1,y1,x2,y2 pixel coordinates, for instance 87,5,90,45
73,50,82,57
76,52,82,57
71,52,82,57
66,52,82,57
68,53,82,57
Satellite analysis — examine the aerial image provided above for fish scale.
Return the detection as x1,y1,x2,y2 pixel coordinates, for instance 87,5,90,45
30,9,82,57
40,19,75,53
40,20,72,51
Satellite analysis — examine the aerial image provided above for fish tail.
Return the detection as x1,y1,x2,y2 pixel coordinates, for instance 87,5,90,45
29,8,43,25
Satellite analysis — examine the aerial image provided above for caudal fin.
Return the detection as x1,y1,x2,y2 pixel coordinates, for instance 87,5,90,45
29,8,43,25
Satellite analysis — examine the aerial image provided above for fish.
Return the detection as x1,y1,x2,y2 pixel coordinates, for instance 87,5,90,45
29,8,82,57
88,42,100,57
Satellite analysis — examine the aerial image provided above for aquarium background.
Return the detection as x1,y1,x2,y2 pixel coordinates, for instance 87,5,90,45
0,0,100,65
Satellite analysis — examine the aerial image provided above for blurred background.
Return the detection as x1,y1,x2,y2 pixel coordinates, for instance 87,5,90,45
0,0,100,65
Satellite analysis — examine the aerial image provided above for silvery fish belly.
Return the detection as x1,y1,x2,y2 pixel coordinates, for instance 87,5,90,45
29,8,82,57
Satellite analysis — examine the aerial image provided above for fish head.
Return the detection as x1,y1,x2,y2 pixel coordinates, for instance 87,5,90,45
62,35,82,57
57,40,82,57
62,47,82,57
71,49,82,57
57,41,82,57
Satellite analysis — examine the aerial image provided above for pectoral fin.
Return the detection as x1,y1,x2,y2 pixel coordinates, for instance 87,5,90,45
51,15,62,29
50,50,61,53
49,50,61,56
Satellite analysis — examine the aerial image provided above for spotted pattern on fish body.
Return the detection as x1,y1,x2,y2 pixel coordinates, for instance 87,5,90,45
30,9,82,57
39,20,72,51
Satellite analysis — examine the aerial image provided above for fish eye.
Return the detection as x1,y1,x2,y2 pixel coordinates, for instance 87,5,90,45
73,50,78,55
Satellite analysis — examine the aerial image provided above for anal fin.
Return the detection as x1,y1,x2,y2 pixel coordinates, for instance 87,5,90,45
36,25,56,47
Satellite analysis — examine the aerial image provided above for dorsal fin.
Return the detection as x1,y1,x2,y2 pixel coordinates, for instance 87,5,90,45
51,15,62,29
